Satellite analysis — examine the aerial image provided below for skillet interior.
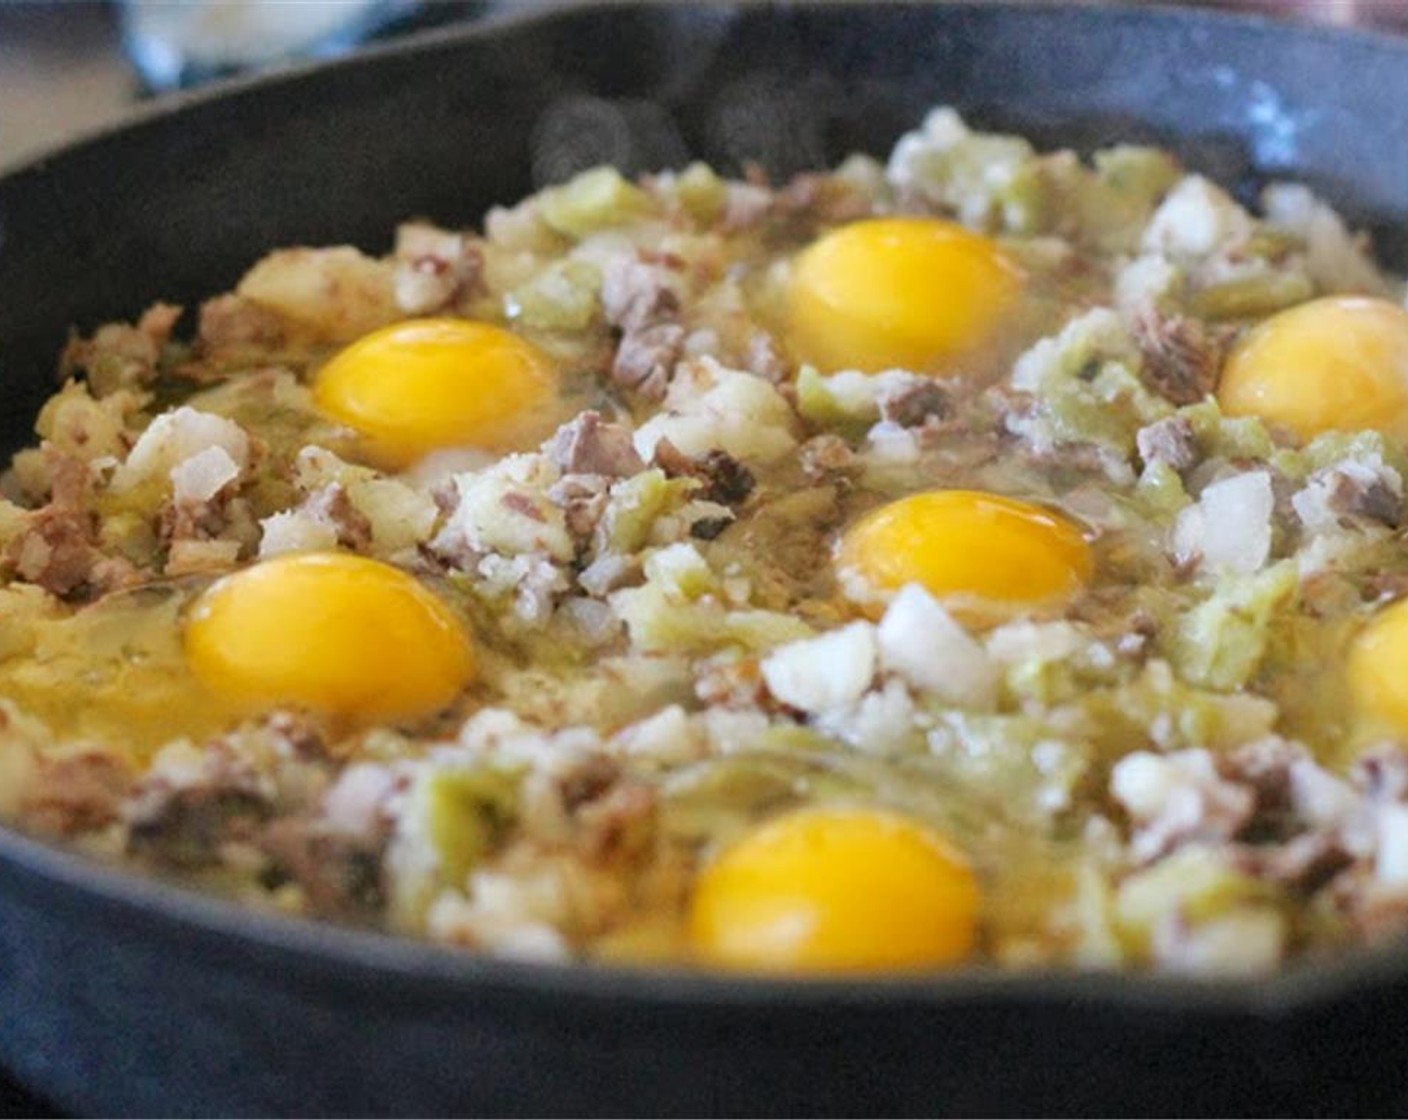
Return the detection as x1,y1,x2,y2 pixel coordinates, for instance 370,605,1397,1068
2,2,1408,1113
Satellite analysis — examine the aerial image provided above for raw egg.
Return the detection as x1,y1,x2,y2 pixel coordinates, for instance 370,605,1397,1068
786,217,1023,374
314,318,559,466
689,806,979,972
836,489,1092,616
1348,600,1408,738
0,585,243,758
185,552,474,721
1219,297,1408,442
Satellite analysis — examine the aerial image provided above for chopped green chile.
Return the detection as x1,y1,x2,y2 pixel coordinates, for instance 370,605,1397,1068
0,104,1405,975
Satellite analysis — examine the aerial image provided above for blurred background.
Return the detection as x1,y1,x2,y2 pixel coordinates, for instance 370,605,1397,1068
1,0,1406,173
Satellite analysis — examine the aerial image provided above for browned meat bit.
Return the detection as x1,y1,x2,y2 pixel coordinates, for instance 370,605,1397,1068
1013,427,1127,482
648,437,701,479
8,504,101,600
548,474,611,541
1353,746,1408,801
1112,749,1256,864
1132,309,1225,405
545,411,644,478
1225,736,1303,816
799,433,858,482
877,379,950,428
1111,741,1355,930
252,755,397,918
1362,570,1408,605
60,302,181,396
194,293,285,357
19,752,134,837
261,710,329,762
1234,831,1352,892
300,483,374,552
1296,460,1404,532
575,781,658,864
651,439,754,507
264,760,408,918
392,221,485,315
1334,873,1408,944
520,754,658,865
688,517,731,541
1227,737,1371,841
985,383,1037,422
125,740,285,869
1114,738,1408,932
601,255,682,334
500,492,547,524
6,454,137,599
773,171,874,229
160,490,235,549
127,785,272,869
158,448,260,574
263,761,405,919
695,450,755,506
1219,741,1356,891
261,819,387,920
1328,746,1408,939
603,253,688,400
612,322,685,401
555,753,623,809
719,171,872,237
1136,414,1199,473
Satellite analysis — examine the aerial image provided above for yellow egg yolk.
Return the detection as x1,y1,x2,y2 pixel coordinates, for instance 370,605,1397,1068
185,552,474,722
1348,600,1408,738
836,489,1092,615
314,318,559,466
689,806,979,973
786,216,1023,375
1219,297,1408,442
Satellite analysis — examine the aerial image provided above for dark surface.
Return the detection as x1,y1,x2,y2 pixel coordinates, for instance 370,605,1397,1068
3,2,1408,1115
0,1077,56,1119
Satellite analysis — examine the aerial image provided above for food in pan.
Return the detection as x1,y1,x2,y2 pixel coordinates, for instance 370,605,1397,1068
3,106,1408,976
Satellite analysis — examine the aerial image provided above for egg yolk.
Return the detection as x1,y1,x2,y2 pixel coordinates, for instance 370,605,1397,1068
185,552,474,721
689,806,979,972
1219,297,1408,442
836,490,1092,614
785,217,1023,375
314,318,559,466
1348,600,1408,737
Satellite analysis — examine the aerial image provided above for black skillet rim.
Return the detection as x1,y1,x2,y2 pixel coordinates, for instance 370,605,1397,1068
2,0,1407,1021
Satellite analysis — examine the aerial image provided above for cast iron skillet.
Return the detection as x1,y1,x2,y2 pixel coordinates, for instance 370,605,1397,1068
2,3,1408,1114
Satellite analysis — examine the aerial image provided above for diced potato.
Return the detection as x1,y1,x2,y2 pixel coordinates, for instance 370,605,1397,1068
237,246,398,342
670,162,729,226
540,167,657,239
633,358,799,463
506,259,602,331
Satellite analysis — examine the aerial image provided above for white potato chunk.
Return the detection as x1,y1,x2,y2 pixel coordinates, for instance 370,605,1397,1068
761,622,878,714
877,584,998,708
